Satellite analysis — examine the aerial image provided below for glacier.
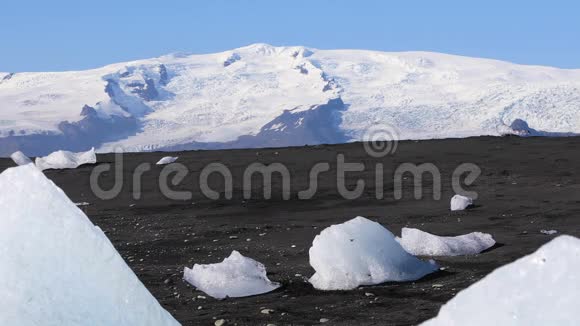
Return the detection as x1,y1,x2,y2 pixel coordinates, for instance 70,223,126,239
1,43,580,156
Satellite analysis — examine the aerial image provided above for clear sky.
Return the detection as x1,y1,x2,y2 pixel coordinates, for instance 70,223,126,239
1,0,579,72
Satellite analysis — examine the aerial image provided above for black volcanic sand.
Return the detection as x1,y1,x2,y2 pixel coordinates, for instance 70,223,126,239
1,136,579,325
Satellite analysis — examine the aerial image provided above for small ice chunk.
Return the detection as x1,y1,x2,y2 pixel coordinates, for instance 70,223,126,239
398,228,496,256
35,148,96,171
308,216,438,290
10,151,32,166
450,194,473,211
156,156,179,165
74,202,90,207
183,251,280,299
540,229,558,235
422,235,580,326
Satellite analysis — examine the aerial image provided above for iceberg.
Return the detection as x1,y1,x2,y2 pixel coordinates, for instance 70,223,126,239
183,250,280,299
422,235,580,326
156,156,179,165
398,228,495,256
308,217,438,290
35,148,97,171
450,194,473,211
0,165,179,326
10,151,33,166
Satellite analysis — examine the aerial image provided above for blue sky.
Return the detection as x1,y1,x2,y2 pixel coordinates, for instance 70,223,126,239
1,0,579,72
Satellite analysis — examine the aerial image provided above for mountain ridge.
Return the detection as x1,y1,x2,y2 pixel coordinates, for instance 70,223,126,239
1,43,579,156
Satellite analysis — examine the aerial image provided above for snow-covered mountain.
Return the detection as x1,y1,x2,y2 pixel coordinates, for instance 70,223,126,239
1,43,579,156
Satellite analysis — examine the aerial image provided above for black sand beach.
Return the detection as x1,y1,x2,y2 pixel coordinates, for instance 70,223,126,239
2,136,579,325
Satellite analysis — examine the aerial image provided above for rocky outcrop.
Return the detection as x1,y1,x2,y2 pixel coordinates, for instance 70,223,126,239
157,98,349,152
